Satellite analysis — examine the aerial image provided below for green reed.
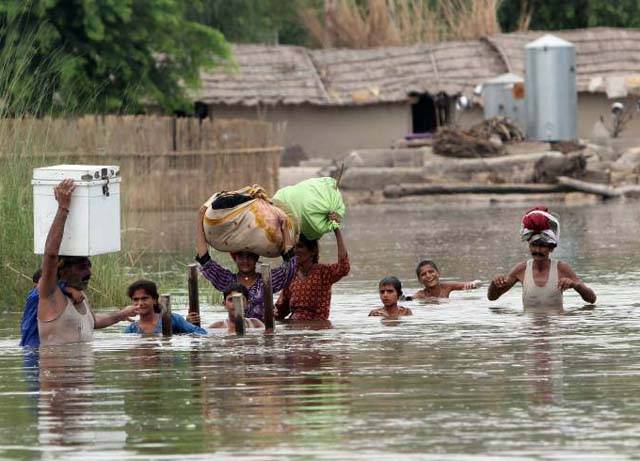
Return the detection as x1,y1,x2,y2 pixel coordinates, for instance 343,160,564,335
0,21,133,309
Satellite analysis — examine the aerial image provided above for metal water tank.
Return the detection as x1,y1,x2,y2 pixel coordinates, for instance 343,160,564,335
525,34,577,141
482,73,526,132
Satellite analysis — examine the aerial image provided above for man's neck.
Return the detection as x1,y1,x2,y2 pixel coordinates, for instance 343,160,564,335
140,311,158,323
532,258,551,271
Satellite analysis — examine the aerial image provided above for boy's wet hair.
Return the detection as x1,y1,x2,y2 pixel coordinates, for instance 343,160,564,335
379,276,403,296
127,279,161,313
223,283,250,301
416,260,439,278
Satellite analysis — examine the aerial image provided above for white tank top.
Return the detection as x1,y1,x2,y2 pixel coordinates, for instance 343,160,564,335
38,295,95,346
522,259,563,309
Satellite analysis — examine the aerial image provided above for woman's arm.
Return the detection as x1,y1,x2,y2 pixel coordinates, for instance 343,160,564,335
195,206,209,259
270,256,297,293
275,289,291,320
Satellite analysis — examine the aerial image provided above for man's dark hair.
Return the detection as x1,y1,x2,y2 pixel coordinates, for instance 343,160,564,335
57,256,91,278
379,276,403,297
127,280,161,313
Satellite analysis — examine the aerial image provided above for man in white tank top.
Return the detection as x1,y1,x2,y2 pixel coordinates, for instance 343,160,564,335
487,207,596,310
37,179,140,346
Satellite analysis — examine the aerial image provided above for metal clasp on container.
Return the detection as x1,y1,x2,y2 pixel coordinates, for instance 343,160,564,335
101,168,110,197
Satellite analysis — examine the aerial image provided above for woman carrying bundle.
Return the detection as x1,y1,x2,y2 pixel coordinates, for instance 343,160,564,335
275,213,350,322
193,206,296,322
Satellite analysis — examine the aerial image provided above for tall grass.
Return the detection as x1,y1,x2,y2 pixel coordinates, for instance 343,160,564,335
301,0,507,48
0,21,133,310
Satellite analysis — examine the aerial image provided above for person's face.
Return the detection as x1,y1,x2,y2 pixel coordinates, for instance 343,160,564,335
61,260,92,290
294,241,314,264
233,252,258,273
130,288,156,315
529,241,554,260
379,284,399,308
224,291,245,315
419,264,439,288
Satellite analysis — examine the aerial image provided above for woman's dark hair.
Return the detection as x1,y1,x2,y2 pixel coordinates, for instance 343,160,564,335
416,260,439,278
297,234,319,263
127,279,161,313
223,283,250,301
379,276,403,296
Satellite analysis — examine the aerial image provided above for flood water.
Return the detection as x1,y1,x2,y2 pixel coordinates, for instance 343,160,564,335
2,201,640,460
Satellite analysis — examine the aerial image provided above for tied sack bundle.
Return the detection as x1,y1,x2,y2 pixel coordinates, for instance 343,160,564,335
273,177,345,240
203,185,299,257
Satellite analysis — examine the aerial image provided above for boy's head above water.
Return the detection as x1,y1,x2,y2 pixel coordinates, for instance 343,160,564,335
416,260,440,288
223,284,250,313
379,276,402,307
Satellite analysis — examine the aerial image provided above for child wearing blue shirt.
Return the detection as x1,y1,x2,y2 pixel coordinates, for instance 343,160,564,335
124,279,206,335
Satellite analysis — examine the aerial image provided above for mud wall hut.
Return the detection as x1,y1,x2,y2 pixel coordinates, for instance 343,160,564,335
195,28,640,160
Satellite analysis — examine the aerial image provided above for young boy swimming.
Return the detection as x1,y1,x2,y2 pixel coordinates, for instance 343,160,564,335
209,284,265,332
412,260,479,299
369,276,412,318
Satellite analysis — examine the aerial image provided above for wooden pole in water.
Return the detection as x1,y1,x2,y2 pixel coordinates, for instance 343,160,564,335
187,264,201,326
232,293,246,336
260,263,274,331
159,294,172,337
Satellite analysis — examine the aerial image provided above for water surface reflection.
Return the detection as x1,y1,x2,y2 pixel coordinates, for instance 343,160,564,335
1,201,640,459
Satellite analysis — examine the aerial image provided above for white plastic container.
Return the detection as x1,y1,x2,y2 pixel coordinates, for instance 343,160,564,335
32,164,121,256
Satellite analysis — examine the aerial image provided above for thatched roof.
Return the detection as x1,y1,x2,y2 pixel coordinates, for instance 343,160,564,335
310,40,505,104
197,28,640,107
485,27,640,94
198,44,328,105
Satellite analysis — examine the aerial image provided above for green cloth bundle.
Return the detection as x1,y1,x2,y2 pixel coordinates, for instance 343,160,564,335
273,177,345,240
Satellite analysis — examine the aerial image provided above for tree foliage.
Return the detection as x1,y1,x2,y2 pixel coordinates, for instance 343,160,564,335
194,0,316,46
499,0,640,32
0,0,230,114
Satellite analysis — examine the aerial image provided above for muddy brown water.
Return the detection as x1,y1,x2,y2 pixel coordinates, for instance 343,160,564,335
1,201,640,460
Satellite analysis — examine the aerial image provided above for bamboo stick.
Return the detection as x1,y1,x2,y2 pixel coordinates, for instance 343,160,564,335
232,293,246,336
187,264,200,327
159,294,172,337
260,263,275,331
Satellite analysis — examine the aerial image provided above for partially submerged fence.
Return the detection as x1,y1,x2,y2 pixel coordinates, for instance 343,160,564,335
0,116,283,210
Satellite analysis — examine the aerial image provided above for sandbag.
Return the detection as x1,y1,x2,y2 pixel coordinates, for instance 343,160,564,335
273,177,345,240
203,185,299,257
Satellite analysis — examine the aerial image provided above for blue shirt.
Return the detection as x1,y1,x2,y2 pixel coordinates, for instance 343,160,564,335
124,313,207,335
20,287,40,348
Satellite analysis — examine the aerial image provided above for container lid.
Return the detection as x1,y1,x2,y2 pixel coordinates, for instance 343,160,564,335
484,73,524,85
525,34,574,49
32,164,120,182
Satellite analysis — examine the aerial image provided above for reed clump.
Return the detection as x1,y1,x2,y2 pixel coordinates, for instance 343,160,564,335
0,22,133,309
301,0,506,48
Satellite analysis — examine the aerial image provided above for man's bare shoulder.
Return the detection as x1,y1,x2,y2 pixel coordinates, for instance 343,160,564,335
509,261,527,278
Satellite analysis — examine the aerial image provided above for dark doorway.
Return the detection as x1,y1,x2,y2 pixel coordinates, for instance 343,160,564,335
410,92,451,134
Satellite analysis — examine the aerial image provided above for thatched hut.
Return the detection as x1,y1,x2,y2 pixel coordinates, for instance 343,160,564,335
195,28,640,160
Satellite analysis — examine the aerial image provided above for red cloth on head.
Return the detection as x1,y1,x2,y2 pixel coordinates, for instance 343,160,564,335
522,210,550,233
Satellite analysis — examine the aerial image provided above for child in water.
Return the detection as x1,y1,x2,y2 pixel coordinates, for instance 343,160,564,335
412,260,480,299
369,276,412,318
209,284,265,332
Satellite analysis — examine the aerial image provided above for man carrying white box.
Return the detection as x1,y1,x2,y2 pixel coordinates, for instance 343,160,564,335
37,179,139,346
